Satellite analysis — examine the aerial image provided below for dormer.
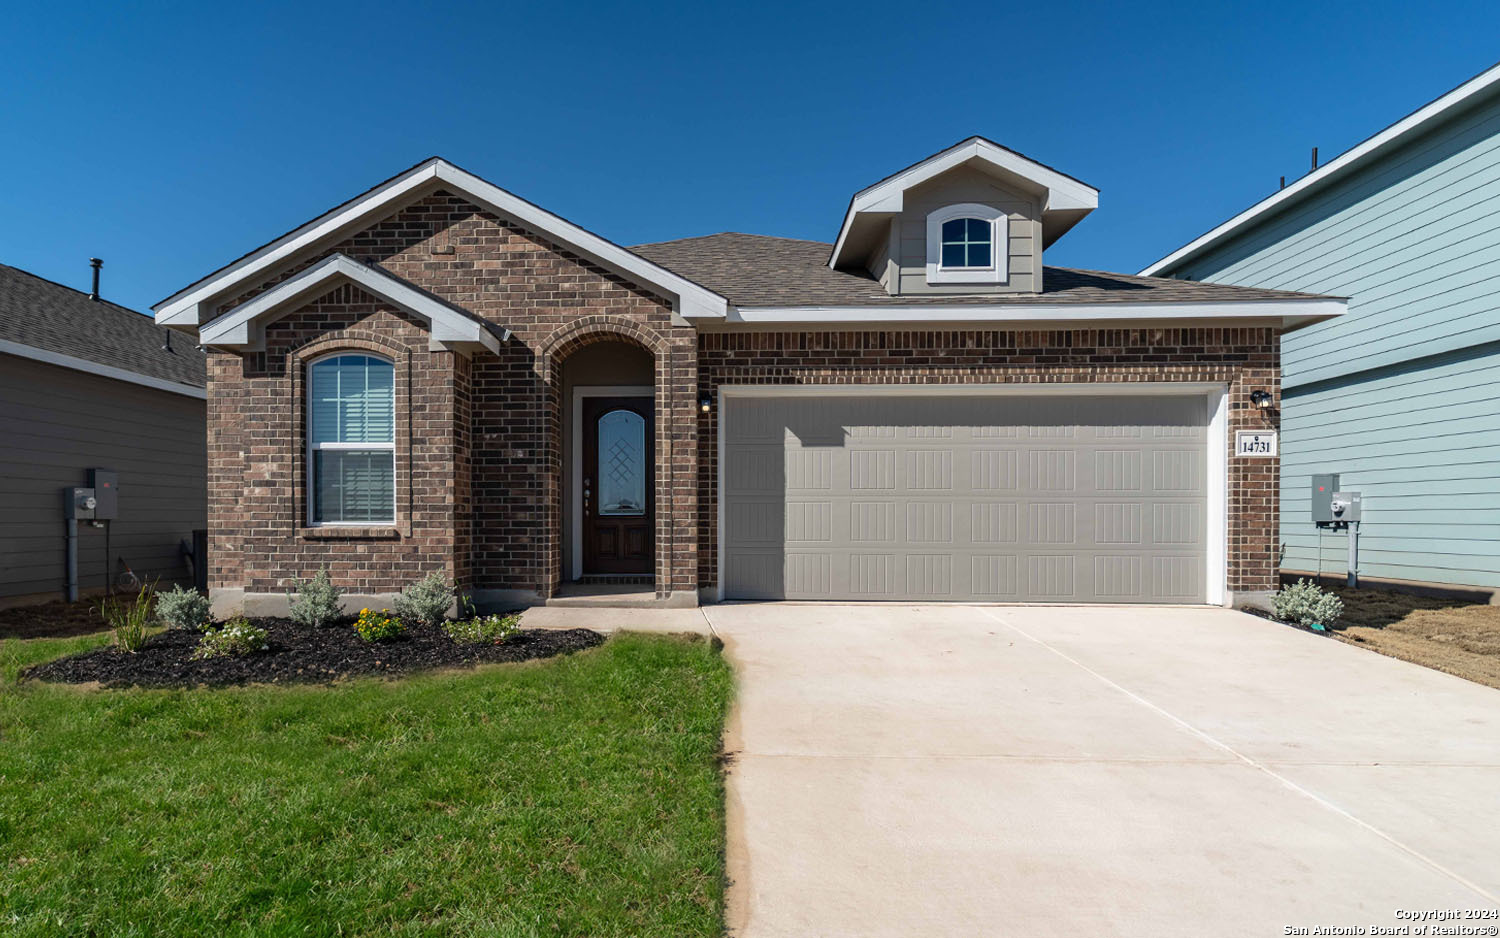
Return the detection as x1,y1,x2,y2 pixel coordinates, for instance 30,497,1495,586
828,136,1098,296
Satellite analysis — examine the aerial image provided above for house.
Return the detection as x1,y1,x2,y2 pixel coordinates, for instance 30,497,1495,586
0,262,207,606
1141,63,1500,596
153,138,1343,613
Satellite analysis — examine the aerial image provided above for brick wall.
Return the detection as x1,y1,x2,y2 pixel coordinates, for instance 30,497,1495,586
205,192,1280,603
207,192,698,599
696,327,1281,594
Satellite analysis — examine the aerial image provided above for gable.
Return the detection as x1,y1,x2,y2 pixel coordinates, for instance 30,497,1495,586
154,157,727,331
829,136,1098,274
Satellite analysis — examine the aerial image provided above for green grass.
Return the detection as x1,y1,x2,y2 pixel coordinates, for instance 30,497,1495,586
0,631,733,937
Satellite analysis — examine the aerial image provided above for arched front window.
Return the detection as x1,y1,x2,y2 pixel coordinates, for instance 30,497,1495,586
925,203,1008,285
308,354,395,525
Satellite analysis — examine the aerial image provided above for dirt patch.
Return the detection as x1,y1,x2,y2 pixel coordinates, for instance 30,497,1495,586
0,597,138,640
22,618,604,688
1325,586,1500,690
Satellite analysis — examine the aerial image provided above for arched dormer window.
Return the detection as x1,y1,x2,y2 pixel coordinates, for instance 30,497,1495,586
925,203,1008,285
307,353,396,525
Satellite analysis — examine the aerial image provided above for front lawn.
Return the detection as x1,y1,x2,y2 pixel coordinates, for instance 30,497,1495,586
0,631,732,937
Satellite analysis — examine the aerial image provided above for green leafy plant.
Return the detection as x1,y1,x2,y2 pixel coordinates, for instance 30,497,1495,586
99,583,154,652
354,608,405,643
192,617,270,659
156,584,212,631
393,572,455,627
287,569,343,628
443,612,521,645
1271,578,1344,631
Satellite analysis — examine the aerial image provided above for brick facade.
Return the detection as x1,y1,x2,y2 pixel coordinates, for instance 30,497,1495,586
205,195,1281,605
696,327,1280,595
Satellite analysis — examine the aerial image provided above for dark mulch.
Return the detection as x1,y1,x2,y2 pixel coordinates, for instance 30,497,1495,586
0,596,139,640
22,617,604,688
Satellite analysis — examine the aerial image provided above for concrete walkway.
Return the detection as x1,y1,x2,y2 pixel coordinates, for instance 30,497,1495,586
704,604,1500,937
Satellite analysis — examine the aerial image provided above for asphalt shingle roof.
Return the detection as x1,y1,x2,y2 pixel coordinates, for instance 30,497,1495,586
632,233,1330,307
0,263,206,388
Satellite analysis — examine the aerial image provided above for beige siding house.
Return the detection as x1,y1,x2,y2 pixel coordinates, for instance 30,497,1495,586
0,263,207,606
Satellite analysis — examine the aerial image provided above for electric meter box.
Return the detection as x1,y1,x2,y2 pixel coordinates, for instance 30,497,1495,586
87,469,118,520
1331,491,1362,523
64,487,96,520
1311,474,1340,525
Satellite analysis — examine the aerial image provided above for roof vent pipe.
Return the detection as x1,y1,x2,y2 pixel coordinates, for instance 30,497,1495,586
1310,147,1319,172
89,258,102,301
1279,175,1286,190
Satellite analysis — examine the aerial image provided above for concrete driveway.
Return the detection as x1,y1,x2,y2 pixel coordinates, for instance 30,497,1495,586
702,604,1500,937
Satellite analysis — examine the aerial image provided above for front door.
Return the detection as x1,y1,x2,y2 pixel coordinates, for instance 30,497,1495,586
582,396,654,575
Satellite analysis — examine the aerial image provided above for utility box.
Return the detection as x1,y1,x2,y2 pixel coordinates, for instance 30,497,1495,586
64,487,96,520
1311,473,1340,525
88,469,118,520
1330,491,1362,523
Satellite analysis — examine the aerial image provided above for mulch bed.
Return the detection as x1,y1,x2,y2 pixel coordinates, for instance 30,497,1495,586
0,597,139,640
22,618,604,688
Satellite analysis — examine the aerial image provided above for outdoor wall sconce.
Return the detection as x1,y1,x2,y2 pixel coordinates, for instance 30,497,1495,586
1249,390,1274,409
699,394,714,414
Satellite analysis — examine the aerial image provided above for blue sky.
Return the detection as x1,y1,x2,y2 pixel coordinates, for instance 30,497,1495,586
1,1,1496,313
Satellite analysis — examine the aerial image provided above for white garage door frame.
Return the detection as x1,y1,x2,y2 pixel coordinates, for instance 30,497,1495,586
716,382,1230,606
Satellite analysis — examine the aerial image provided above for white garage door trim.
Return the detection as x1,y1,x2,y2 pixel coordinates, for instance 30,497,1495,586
716,383,1229,605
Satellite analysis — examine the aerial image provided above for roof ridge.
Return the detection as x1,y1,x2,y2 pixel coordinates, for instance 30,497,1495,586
0,261,153,319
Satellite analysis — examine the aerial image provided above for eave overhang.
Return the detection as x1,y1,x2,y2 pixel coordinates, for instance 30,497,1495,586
828,137,1100,271
711,297,1346,332
155,157,728,330
198,254,507,355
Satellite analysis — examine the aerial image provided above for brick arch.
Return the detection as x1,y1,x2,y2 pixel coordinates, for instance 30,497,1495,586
538,316,667,382
537,318,678,600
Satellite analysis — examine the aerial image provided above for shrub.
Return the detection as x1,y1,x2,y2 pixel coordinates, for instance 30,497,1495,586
287,569,342,628
393,572,455,627
354,608,405,643
193,618,270,659
1271,578,1344,630
443,612,521,645
100,583,153,653
156,584,211,631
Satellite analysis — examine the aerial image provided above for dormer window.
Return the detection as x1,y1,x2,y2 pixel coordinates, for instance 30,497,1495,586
926,203,1008,285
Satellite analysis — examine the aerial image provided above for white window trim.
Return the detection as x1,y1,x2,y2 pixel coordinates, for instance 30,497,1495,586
925,203,1008,285
306,353,398,528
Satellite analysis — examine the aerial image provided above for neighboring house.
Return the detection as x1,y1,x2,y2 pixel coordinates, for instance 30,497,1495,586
1142,64,1500,595
0,263,207,606
153,138,1342,612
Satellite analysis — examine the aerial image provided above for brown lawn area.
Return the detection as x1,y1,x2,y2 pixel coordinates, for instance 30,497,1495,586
1327,584,1500,690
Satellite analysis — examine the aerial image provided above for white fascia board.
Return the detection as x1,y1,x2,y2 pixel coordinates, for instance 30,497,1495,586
155,159,727,325
1140,62,1500,276
0,339,207,399
829,137,1100,269
727,297,1346,328
199,254,505,354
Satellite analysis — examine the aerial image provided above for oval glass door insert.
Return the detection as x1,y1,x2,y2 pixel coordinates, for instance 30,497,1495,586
597,409,646,516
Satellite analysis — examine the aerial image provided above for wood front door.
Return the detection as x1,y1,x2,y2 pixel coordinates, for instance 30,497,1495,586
582,396,654,575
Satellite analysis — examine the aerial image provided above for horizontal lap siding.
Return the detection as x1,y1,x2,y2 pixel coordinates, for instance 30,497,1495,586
1280,344,1500,588
1174,92,1500,591
1176,93,1500,389
0,353,206,599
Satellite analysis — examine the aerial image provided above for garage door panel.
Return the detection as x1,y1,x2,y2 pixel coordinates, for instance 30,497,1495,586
723,394,1209,603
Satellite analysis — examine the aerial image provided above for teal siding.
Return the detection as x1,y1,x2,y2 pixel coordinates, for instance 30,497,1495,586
1280,342,1500,589
1165,87,1500,590
1176,91,1500,390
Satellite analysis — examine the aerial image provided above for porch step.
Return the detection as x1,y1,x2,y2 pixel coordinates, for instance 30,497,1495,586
547,582,691,608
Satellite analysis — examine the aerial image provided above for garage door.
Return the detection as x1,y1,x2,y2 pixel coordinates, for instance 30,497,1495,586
722,394,1208,603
